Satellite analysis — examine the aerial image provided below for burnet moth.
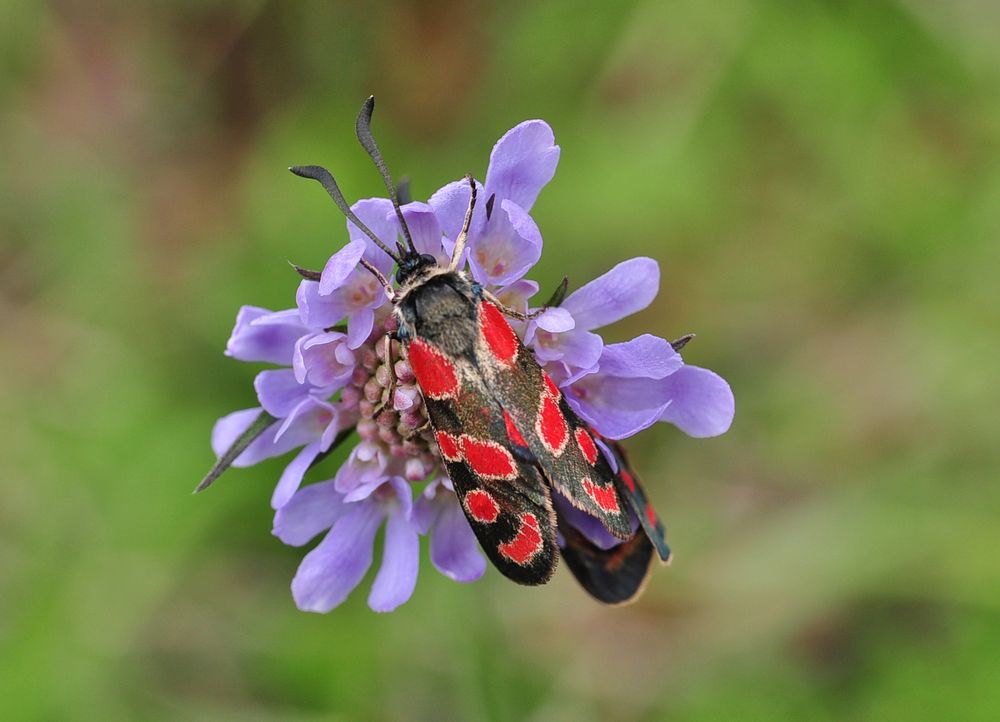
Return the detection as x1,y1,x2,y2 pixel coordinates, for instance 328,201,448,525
290,97,671,603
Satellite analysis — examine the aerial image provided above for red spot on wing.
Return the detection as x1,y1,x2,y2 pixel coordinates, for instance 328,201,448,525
536,395,568,454
435,431,462,462
582,477,621,513
620,469,636,493
575,428,599,465
460,436,517,480
465,489,500,523
645,504,659,528
542,373,560,399
498,512,543,564
407,339,459,399
479,302,518,366
503,410,528,447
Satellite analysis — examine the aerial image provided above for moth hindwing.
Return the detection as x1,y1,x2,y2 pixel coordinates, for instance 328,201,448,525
559,437,671,604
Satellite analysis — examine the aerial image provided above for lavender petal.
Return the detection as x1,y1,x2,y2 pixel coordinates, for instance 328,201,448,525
467,199,542,288
562,257,660,331
485,120,560,212
348,198,397,274
272,479,345,546
347,307,375,350
271,440,324,509
658,365,735,438
428,178,487,250
598,334,682,380
367,508,420,612
430,497,487,582
297,280,347,330
319,239,367,295
254,368,310,418
225,306,306,365
291,501,382,613
398,202,447,261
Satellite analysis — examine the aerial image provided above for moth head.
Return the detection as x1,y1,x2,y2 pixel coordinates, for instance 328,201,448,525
395,253,438,285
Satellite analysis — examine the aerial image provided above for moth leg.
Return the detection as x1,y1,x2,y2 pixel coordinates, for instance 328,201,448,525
448,174,478,271
358,258,397,301
482,289,547,321
372,334,397,416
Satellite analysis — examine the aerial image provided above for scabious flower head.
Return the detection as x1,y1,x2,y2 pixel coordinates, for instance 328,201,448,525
208,119,734,612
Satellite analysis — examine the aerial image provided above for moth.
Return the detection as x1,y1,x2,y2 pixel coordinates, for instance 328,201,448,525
291,97,671,604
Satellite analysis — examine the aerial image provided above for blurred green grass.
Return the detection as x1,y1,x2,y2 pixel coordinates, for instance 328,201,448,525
2,0,999,719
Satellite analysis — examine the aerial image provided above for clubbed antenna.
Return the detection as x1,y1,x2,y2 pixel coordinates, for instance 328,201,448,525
355,96,416,255
289,164,401,263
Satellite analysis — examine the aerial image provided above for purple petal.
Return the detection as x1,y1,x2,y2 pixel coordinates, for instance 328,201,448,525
412,481,443,534
398,202,446,261
272,397,337,447
319,239,367,295
297,280,347,329
347,307,375,349
294,331,354,387
531,328,604,371
553,492,623,550
567,376,672,439
367,508,420,612
430,497,486,582
485,120,560,212
343,475,388,504
225,306,306,365
599,334,682,380
211,407,309,467
428,178,487,248
254,369,310,418
533,307,574,333
348,198,397,274
658,365,735,438
271,440,324,509
494,279,539,314
562,257,660,331
291,501,383,613
334,442,388,493
467,199,541,287
273,479,346,546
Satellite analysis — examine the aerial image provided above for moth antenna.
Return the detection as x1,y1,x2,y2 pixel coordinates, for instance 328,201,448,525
289,165,401,263
356,96,416,255
449,174,477,271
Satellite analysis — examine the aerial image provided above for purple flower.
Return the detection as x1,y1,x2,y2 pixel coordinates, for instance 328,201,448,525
429,120,558,287
274,477,419,613
525,257,661,382
226,306,308,365
208,116,733,613
413,480,486,583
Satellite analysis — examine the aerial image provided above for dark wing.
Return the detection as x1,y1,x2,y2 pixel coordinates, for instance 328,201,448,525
403,331,558,586
474,300,632,539
558,523,654,605
559,436,670,603
601,438,672,563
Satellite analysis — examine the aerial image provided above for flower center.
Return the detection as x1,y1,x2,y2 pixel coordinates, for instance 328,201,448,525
475,245,508,279
348,277,378,308
343,316,442,480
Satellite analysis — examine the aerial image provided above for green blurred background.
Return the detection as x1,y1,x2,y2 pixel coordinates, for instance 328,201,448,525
3,0,999,719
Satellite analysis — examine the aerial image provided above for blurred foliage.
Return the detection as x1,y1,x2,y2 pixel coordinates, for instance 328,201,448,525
2,0,999,720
